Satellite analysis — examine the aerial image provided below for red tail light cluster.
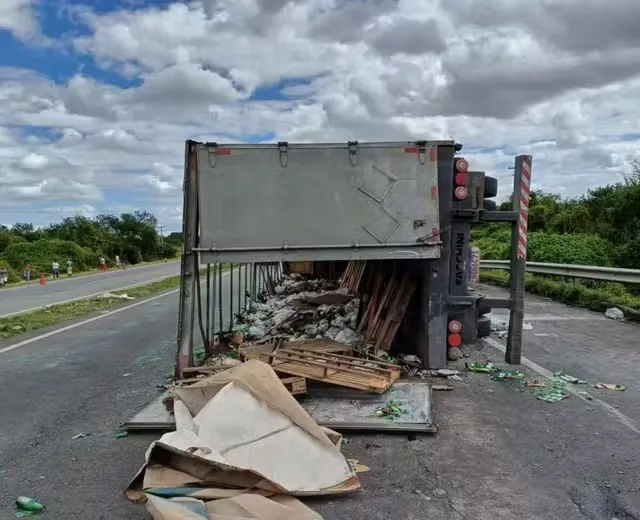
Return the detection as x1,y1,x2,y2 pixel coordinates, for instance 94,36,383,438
454,158,469,200
448,320,462,347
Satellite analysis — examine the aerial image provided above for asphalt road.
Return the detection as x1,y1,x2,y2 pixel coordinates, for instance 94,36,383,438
0,278,639,519
0,261,180,318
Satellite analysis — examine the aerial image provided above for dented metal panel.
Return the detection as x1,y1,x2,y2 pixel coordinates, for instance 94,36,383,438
194,142,445,263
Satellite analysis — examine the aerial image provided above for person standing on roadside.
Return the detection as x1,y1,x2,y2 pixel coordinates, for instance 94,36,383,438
52,260,60,279
24,260,32,281
66,258,73,277
115,254,122,269
99,256,106,271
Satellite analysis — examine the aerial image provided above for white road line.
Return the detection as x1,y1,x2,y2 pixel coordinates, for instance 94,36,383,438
483,336,640,436
0,274,178,319
0,290,179,355
0,269,234,355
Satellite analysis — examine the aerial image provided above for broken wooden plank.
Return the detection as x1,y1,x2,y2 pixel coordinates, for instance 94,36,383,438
279,376,307,395
375,275,416,352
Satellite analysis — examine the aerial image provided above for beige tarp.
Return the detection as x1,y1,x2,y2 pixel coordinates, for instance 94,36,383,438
127,359,360,519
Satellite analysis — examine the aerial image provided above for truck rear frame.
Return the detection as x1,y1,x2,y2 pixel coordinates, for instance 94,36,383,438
176,140,531,377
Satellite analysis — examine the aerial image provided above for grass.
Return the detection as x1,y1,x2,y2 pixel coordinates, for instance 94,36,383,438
481,270,640,321
0,275,182,341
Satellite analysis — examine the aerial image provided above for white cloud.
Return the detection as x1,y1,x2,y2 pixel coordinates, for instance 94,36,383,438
1,0,640,230
0,0,39,40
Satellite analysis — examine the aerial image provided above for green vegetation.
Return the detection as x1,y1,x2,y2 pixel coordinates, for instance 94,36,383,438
475,159,640,311
0,212,180,281
0,275,182,340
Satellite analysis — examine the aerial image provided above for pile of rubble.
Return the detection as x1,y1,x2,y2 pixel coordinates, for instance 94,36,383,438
233,274,362,347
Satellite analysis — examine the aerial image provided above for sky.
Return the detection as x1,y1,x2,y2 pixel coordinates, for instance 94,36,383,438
1,0,640,231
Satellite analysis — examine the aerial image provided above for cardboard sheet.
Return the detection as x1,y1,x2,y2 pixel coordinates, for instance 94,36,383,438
127,360,360,519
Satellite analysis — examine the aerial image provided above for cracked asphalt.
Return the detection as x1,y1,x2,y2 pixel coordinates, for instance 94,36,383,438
0,281,639,519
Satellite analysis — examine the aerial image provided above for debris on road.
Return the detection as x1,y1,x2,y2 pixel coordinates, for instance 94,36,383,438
554,371,586,384
15,496,44,516
466,361,494,373
534,382,570,403
605,307,625,321
97,292,134,300
347,459,370,473
373,400,405,420
594,383,626,391
436,369,460,377
526,380,545,388
71,432,90,440
492,370,523,381
432,384,454,391
115,431,128,439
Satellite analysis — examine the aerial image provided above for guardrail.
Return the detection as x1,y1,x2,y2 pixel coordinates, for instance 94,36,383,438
480,260,640,284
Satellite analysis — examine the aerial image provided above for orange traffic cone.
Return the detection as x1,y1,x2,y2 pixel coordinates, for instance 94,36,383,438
39,273,46,285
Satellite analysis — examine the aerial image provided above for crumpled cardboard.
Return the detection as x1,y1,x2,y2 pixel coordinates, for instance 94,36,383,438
127,360,360,519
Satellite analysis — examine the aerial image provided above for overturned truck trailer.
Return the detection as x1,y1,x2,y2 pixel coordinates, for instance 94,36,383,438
176,140,532,378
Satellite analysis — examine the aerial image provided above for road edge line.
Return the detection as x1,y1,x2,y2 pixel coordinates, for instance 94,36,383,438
483,336,640,436
0,273,178,319
0,269,234,355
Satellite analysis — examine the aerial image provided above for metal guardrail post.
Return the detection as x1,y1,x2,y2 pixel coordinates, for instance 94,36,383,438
505,155,532,365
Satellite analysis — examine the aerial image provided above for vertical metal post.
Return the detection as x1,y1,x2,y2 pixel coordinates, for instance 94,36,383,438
176,141,199,378
505,155,532,364
229,264,234,331
211,263,217,342
218,262,223,337
205,264,211,347
418,144,452,369
244,263,248,310
237,264,242,317
253,263,258,301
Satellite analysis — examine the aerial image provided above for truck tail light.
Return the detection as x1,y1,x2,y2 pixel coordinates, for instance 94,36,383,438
455,186,468,200
455,158,469,173
448,320,462,347
448,333,462,347
448,320,462,333
454,157,469,200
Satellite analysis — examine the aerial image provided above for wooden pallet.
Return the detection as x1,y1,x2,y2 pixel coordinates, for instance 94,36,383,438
238,338,352,363
340,260,367,293
356,271,415,352
279,375,307,395
269,347,400,393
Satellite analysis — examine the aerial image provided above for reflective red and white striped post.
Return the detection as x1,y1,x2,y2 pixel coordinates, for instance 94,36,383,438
517,156,532,259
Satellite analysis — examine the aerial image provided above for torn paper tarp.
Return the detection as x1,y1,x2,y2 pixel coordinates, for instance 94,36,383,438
127,360,359,519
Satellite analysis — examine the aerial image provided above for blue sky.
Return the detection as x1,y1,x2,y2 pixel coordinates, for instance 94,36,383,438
1,0,640,230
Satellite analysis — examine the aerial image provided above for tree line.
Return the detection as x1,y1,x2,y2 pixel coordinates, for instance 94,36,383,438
474,159,640,269
0,212,182,282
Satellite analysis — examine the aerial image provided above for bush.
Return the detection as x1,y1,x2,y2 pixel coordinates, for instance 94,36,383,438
0,231,26,253
526,232,614,266
472,225,512,260
0,255,21,283
119,244,142,265
473,229,616,266
3,239,96,274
